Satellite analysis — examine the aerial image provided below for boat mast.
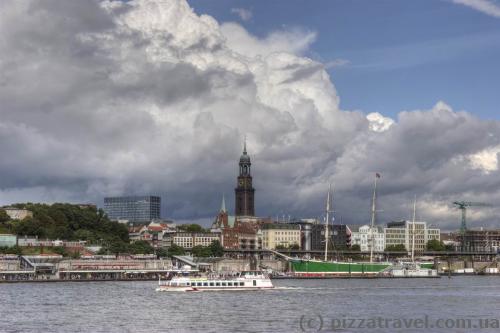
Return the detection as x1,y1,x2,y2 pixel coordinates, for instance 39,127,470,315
369,174,379,263
324,184,332,262
411,195,417,263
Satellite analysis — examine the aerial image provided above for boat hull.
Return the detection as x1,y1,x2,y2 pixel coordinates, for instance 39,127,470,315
156,286,273,292
290,260,392,278
156,286,199,292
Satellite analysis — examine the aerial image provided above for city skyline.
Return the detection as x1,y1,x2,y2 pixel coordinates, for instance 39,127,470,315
1,0,500,231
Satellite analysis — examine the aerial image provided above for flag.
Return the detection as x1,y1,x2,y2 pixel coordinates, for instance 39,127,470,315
376,173,381,178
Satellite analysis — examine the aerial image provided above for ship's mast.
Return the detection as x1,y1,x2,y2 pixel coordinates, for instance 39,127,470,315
411,195,417,263
324,184,332,262
369,174,379,263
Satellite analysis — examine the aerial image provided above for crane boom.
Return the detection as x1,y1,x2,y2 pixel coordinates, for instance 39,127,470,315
453,201,491,251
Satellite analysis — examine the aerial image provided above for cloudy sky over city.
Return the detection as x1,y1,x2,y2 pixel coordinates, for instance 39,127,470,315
1,0,500,230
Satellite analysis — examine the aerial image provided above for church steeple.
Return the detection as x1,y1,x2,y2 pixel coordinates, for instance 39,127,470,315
235,138,255,216
220,194,227,213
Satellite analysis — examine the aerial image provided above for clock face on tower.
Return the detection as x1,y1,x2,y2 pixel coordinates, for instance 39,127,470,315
239,179,244,186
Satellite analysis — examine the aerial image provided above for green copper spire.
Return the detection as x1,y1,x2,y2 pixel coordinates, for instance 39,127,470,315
220,193,227,213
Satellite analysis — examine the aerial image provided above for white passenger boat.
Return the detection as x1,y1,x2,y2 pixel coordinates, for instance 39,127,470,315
380,262,439,278
156,271,274,292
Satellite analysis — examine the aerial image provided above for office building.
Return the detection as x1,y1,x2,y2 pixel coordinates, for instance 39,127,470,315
262,223,301,250
104,196,161,223
384,221,440,253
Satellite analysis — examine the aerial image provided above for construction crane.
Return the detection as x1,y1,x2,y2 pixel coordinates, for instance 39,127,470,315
453,201,491,250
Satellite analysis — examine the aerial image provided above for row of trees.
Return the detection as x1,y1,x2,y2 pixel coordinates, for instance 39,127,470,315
0,204,129,244
350,240,453,252
385,240,453,252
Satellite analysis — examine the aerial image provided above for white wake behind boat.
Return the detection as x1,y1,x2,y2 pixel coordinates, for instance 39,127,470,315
156,271,274,292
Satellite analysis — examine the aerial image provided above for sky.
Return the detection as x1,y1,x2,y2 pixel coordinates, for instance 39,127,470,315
188,0,500,120
1,0,500,231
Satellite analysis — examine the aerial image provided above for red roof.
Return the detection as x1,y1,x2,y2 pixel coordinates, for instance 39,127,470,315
148,226,165,232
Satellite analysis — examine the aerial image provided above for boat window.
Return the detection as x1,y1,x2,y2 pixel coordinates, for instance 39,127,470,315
210,282,214,286
171,283,177,286
253,280,256,286
222,282,227,286
227,282,232,286
239,282,244,286
216,282,220,286
186,282,190,286
203,282,208,286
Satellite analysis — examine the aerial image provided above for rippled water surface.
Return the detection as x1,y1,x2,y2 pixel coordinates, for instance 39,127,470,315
1,277,500,332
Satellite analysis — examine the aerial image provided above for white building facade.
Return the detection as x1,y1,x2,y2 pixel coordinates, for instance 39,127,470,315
384,221,440,253
350,225,385,252
173,233,220,249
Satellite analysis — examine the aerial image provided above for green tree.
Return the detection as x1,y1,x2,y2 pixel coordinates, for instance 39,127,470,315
385,244,407,252
73,229,96,242
0,245,22,255
192,245,212,257
350,244,361,251
426,239,446,251
129,240,154,254
0,209,10,223
98,238,129,255
289,243,300,250
209,240,224,257
13,217,45,237
178,224,205,233
167,244,185,257
156,247,169,258
7,203,129,243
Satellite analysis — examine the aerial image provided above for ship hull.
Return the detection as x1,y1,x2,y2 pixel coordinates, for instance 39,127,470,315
290,260,392,278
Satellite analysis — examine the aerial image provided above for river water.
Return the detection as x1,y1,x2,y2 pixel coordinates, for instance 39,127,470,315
1,277,500,332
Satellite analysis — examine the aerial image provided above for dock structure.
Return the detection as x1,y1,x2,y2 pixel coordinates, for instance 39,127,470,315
0,256,178,282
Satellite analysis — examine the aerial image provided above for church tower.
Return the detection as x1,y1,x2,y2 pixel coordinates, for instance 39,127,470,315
235,139,255,216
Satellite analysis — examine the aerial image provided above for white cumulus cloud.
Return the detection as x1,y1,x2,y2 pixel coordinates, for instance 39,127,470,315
1,0,500,230
231,7,252,21
452,0,500,18
366,112,395,132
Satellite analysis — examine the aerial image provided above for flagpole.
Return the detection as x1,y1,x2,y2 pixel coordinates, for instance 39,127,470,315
370,173,380,263
411,195,417,263
324,184,331,262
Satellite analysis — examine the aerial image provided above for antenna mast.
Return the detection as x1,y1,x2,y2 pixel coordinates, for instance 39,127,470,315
370,174,380,263
324,184,333,261
411,195,417,262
